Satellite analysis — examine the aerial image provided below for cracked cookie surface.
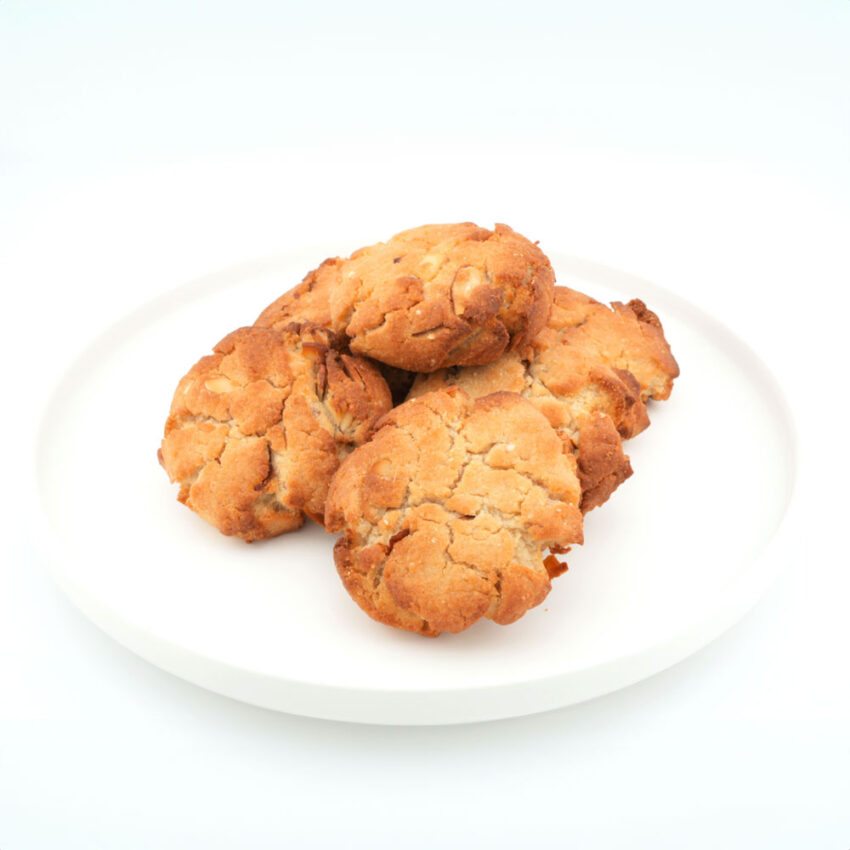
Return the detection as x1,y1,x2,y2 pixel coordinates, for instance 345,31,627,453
255,257,339,332
255,258,416,404
159,324,392,541
259,223,554,373
409,287,679,511
324,387,584,636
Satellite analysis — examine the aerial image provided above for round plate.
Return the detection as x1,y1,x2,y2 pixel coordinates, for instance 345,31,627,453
33,250,797,725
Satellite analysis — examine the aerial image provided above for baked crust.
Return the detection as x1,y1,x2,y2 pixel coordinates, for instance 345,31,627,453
255,261,415,404
255,257,339,332
159,323,392,541
539,288,679,405
324,388,584,636
256,221,556,376
257,223,553,372
409,286,679,511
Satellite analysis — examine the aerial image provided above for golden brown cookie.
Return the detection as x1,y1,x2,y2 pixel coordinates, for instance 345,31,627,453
409,287,679,512
256,222,555,374
324,388,584,636
260,223,552,372
538,287,679,407
159,323,392,541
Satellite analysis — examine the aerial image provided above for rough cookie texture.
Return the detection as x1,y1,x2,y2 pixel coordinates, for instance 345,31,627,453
261,223,552,372
255,267,416,404
409,287,679,511
324,388,584,636
539,287,680,406
159,324,392,541
255,257,339,332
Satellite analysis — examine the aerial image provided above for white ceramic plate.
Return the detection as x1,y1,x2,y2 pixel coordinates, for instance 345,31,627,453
33,250,797,725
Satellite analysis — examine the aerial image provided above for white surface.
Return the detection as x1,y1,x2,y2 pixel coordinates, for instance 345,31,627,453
2,0,849,846
35,251,797,724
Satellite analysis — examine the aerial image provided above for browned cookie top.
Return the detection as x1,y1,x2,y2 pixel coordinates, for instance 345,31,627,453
538,288,679,405
324,388,584,636
262,223,553,372
255,257,339,332
159,324,392,541
254,255,415,404
409,287,679,511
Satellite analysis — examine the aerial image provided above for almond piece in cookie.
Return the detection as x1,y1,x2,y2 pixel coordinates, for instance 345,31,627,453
409,286,680,512
159,323,392,541
324,388,584,636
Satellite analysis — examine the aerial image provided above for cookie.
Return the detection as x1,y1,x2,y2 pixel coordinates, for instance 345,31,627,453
539,287,679,407
409,287,679,511
257,223,552,373
159,323,392,541
324,388,584,636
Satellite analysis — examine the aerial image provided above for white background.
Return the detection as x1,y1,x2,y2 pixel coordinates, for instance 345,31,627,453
2,1,849,847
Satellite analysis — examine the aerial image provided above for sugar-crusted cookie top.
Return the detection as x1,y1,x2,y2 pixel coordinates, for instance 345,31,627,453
159,323,392,541
325,387,584,636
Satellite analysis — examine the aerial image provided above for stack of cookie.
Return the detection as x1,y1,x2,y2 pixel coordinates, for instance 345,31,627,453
159,223,679,636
